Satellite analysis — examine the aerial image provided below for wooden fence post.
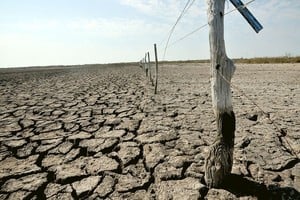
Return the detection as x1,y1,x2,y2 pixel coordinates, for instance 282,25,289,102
147,52,154,85
142,58,145,70
144,53,148,77
204,0,236,188
154,44,158,94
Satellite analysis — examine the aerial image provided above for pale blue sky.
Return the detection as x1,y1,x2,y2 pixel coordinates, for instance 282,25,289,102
0,0,299,67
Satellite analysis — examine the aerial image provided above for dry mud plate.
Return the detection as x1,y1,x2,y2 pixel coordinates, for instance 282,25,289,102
0,63,299,199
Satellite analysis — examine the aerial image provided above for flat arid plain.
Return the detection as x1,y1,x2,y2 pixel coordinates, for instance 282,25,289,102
0,62,299,199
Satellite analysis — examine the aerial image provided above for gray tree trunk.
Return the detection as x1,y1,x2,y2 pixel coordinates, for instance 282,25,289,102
204,0,236,188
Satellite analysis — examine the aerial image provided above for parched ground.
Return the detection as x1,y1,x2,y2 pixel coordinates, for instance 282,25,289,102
0,63,299,199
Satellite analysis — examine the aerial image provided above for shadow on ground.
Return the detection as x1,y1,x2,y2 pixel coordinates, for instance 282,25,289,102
222,174,300,200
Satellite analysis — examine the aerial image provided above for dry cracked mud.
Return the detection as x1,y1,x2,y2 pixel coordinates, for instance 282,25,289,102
0,63,299,199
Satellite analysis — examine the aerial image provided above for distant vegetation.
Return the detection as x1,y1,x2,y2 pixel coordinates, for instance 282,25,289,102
233,56,300,64
160,56,300,64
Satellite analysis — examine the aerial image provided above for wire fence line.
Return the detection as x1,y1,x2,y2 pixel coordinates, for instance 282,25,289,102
138,0,298,160
143,0,256,60
143,0,256,62
140,0,258,90
165,0,256,52
139,0,196,93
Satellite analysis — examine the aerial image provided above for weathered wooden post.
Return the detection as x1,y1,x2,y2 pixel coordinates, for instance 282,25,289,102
145,53,149,77
204,0,263,188
204,0,236,188
141,58,145,69
154,44,158,94
147,52,153,85
139,59,143,68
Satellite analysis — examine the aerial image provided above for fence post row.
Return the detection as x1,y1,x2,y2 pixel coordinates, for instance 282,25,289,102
139,44,158,94
136,0,279,190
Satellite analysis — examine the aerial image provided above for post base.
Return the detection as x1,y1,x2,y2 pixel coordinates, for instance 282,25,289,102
204,138,233,188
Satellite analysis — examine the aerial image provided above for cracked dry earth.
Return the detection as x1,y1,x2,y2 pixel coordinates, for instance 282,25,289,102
0,63,299,200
